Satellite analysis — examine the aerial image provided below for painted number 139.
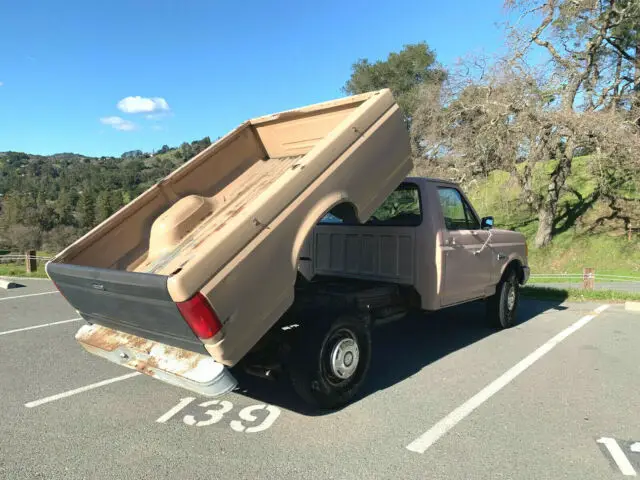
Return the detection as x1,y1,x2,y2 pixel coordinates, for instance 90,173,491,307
156,397,281,433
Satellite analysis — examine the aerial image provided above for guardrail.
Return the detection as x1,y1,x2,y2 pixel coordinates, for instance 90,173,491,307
0,255,53,261
531,274,640,282
0,252,53,274
530,269,640,291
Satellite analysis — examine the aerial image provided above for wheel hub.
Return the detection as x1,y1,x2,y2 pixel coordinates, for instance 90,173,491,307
507,286,516,311
329,337,360,380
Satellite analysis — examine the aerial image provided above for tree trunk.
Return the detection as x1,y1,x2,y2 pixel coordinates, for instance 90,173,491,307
535,204,555,248
519,163,539,214
634,40,640,116
533,139,575,248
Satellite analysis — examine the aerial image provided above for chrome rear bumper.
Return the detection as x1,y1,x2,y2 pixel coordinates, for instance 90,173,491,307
75,324,237,397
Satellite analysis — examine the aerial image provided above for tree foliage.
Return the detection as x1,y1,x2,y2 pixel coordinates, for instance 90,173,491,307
343,42,446,122
0,137,213,252
411,0,640,247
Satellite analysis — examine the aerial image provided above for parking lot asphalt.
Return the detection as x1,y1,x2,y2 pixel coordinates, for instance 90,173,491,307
1,279,639,479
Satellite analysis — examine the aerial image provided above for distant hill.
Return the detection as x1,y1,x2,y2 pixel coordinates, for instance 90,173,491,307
0,152,92,163
0,136,211,252
466,156,640,277
2,143,638,278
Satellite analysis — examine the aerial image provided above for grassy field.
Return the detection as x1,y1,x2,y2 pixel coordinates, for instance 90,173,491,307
0,251,53,278
0,265,48,278
466,156,640,278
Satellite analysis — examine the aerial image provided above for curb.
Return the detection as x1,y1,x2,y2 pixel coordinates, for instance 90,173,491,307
625,301,640,313
0,279,19,289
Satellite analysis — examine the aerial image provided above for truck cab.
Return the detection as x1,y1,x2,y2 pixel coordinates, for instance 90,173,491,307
302,177,529,312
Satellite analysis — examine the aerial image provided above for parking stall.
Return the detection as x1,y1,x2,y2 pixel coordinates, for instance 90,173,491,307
1,279,638,479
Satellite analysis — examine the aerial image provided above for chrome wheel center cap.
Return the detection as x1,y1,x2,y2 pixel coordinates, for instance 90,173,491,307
330,338,360,380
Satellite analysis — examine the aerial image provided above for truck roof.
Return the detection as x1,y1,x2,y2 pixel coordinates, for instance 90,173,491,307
405,176,459,187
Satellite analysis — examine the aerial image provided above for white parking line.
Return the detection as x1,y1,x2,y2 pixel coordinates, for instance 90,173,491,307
25,372,141,408
406,304,611,454
0,291,58,301
597,437,637,476
0,318,82,337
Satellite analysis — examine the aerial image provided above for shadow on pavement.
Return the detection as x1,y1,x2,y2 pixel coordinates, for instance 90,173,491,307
231,298,568,416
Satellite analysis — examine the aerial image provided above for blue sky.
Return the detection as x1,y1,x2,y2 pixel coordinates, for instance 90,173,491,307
0,0,509,157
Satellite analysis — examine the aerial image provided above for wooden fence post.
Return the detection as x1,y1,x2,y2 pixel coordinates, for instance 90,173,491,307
25,250,37,273
583,267,595,290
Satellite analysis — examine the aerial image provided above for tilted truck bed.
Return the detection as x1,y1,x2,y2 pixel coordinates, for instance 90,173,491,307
136,154,305,275
47,89,412,390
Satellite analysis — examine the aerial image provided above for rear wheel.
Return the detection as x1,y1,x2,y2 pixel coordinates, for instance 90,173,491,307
288,315,372,409
487,269,519,329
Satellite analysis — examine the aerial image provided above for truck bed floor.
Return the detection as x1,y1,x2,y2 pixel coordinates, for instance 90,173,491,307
137,155,303,274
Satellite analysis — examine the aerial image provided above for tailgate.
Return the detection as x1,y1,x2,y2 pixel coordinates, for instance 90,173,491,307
46,262,207,354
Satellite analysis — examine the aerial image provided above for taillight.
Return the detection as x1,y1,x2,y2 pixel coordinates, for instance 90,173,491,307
176,293,222,339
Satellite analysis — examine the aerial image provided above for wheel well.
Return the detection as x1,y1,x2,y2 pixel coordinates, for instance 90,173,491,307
291,195,361,274
504,260,525,284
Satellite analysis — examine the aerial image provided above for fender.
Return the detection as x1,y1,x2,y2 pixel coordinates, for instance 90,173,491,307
499,252,528,284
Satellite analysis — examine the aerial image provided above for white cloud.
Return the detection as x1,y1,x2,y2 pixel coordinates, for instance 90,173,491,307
0,82,3,87
151,125,164,131
117,96,170,114
100,116,137,131
145,112,171,121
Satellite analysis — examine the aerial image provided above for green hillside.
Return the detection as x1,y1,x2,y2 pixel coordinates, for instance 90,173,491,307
466,156,640,277
0,137,212,254
1,146,639,280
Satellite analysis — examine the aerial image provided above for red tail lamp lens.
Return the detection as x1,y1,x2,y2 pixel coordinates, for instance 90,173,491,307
176,293,222,339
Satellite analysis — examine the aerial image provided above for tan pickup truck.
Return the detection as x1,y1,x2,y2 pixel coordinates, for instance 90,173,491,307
47,89,529,409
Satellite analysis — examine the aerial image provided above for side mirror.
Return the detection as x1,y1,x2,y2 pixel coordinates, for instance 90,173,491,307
481,216,494,229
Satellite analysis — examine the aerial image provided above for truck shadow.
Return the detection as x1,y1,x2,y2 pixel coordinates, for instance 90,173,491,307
231,298,568,416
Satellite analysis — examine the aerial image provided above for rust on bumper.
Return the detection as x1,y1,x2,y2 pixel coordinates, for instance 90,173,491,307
76,324,237,396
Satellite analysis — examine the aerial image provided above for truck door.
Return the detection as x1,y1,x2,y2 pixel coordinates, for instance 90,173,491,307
437,186,493,306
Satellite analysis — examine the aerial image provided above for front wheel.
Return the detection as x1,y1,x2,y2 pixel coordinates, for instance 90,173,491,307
288,315,372,409
487,270,520,329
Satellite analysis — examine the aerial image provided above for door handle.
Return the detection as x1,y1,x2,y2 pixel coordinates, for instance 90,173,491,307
497,253,506,260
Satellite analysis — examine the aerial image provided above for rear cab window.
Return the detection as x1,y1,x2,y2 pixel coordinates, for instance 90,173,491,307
318,182,422,226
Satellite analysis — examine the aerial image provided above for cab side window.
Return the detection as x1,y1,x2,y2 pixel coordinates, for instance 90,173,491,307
437,187,480,230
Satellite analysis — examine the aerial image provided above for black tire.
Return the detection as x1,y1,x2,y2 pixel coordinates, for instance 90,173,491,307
288,315,372,409
487,269,520,329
